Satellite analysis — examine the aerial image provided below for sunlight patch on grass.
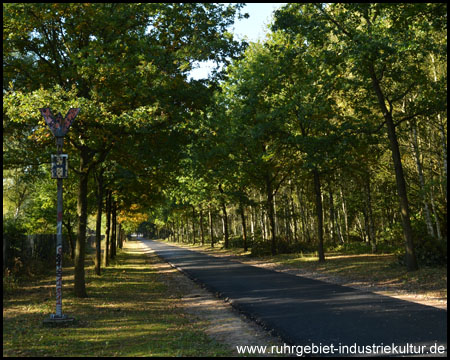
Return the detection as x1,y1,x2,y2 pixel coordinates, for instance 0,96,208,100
3,245,232,357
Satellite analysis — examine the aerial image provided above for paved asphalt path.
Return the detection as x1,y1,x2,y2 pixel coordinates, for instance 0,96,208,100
141,239,447,356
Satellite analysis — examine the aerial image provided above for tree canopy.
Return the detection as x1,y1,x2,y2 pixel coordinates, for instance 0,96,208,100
3,3,447,296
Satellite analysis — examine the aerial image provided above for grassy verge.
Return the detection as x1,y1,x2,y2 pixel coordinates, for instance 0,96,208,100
160,239,447,301
3,241,232,357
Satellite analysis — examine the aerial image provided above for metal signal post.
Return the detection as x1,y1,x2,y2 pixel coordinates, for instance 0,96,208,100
40,107,80,325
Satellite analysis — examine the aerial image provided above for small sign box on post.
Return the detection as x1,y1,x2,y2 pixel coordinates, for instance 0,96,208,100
51,154,68,179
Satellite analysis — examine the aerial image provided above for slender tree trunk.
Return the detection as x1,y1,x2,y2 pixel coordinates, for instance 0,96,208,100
111,200,116,259
335,208,344,244
356,215,366,241
239,201,248,252
290,181,298,242
366,176,376,253
273,194,278,238
221,203,229,248
262,209,267,242
329,187,337,245
265,174,277,255
180,218,184,243
297,185,309,242
118,223,123,249
250,205,255,243
369,63,418,271
410,120,435,238
429,186,442,242
431,54,447,202
439,119,447,202
191,206,196,245
63,218,75,260
199,209,205,246
313,169,325,262
339,186,349,242
208,206,214,247
103,190,111,267
74,147,91,298
219,185,229,248
94,167,104,276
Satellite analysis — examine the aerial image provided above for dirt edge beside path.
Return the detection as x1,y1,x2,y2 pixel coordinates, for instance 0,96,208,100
156,240,447,311
128,240,285,356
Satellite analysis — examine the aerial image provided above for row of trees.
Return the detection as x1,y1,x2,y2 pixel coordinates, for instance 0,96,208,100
3,3,447,300
153,4,447,271
3,3,248,296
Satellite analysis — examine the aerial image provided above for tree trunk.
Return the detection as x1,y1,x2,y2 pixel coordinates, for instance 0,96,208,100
221,204,229,248
369,64,418,271
273,194,278,238
297,185,309,243
63,218,75,260
118,223,123,249
313,169,325,262
111,200,116,259
103,190,111,267
208,206,214,247
219,185,229,248
429,187,442,242
191,206,196,245
262,209,267,242
329,187,337,245
74,148,91,298
180,218,185,243
199,209,205,246
431,54,447,202
357,213,367,242
366,176,376,253
265,173,277,255
339,186,349,243
239,201,248,252
250,205,255,243
410,120,435,239
186,217,190,242
290,181,298,242
94,167,104,276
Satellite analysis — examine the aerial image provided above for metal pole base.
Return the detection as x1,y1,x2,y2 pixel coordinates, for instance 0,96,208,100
43,314,75,326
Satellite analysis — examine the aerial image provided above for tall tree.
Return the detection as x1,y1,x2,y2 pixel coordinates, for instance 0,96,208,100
273,3,446,270
4,3,247,296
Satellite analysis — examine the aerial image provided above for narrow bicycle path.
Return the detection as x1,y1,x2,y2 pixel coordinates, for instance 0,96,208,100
141,239,447,356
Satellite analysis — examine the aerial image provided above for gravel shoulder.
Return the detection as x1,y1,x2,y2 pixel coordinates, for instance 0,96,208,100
130,240,285,356
156,240,447,311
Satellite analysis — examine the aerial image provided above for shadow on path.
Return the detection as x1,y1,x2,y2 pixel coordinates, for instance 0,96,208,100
142,238,447,357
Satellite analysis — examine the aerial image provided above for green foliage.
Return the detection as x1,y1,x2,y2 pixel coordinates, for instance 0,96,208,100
397,220,448,267
3,3,446,277
250,237,317,257
276,238,318,255
327,242,401,255
228,235,250,249
398,239,447,268
250,238,273,257
3,216,27,264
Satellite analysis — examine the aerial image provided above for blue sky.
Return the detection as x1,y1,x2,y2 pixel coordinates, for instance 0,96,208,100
233,3,287,42
188,3,286,80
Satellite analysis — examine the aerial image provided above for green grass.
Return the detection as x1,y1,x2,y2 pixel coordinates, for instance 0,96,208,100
3,241,232,357
273,252,447,297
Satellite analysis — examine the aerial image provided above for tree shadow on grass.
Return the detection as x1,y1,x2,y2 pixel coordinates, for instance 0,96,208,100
3,248,231,357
